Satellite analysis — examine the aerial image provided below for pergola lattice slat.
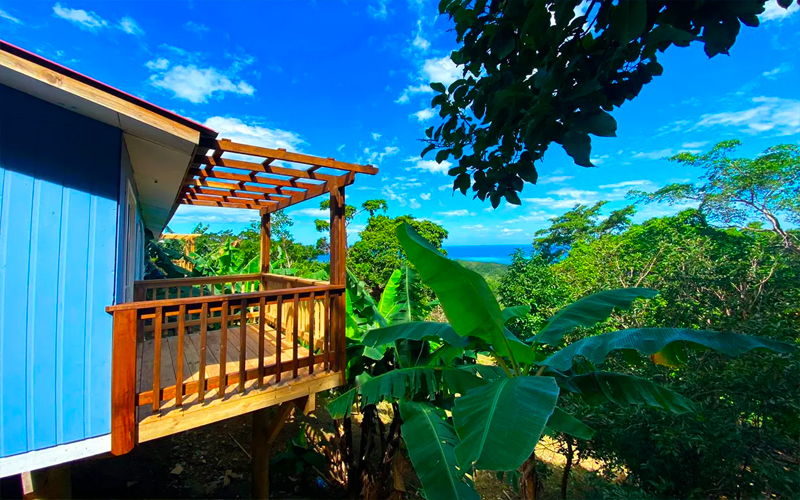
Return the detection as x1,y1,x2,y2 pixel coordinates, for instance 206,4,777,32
180,138,377,214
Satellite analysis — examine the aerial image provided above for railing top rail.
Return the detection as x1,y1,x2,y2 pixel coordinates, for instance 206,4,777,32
107,283,344,313
132,272,329,289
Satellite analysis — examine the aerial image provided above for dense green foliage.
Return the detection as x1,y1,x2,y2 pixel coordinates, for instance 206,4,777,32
499,209,800,498
633,140,800,249
329,223,794,500
349,214,449,296
455,260,508,290
424,0,793,204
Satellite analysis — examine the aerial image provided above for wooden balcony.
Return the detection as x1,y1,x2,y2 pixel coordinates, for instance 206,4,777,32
106,273,346,455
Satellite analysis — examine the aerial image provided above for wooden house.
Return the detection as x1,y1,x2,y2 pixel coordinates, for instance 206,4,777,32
0,40,376,495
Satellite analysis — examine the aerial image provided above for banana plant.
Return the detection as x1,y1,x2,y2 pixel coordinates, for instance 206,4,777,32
329,223,796,500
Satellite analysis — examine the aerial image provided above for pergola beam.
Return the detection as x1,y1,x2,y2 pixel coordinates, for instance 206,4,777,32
194,155,342,183
201,138,378,175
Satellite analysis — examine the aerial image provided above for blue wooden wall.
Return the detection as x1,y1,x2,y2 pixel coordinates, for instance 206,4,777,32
0,84,121,457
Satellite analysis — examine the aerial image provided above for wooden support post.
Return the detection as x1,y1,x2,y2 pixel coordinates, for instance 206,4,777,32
21,464,72,500
329,183,346,372
111,309,137,455
251,408,271,500
251,397,310,500
260,209,271,291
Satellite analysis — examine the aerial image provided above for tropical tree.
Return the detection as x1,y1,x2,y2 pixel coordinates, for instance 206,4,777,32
349,214,448,295
314,198,388,232
532,201,635,261
421,0,795,204
632,140,800,249
328,223,795,500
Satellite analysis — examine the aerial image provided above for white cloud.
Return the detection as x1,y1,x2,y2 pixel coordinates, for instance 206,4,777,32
763,63,792,79
462,224,488,231
538,175,574,185
694,96,800,136
396,83,433,104
145,58,170,71
290,208,329,217
499,228,523,237
524,187,600,208
438,184,452,191
149,65,255,103
368,0,389,19
53,3,107,30
355,186,377,191
406,156,451,174
363,146,400,165
436,209,474,216
203,116,305,152
412,20,430,51
632,149,674,160
0,9,23,24
410,199,421,209
420,193,431,201
118,16,143,36
599,180,651,189
185,21,209,32
507,210,550,224
591,154,609,165
413,108,435,122
681,141,708,149
761,1,799,21
422,56,461,86
372,132,382,140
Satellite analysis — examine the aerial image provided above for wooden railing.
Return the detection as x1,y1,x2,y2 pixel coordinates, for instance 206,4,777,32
108,276,345,455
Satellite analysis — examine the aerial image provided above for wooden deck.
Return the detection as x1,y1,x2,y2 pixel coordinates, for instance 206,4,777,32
135,321,341,442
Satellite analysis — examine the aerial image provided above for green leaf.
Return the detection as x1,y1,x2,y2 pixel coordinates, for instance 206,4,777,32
362,321,470,349
400,402,479,500
543,328,796,372
431,82,446,93
564,372,696,413
502,305,529,324
546,408,595,440
647,25,698,44
536,288,659,346
453,376,559,471
436,149,450,163
611,0,648,45
378,268,412,324
397,224,505,346
577,110,617,138
560,131,593,167
327,366,486,419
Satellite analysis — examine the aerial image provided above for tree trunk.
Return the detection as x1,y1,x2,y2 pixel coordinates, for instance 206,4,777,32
561,437,574,500
519,450,542,500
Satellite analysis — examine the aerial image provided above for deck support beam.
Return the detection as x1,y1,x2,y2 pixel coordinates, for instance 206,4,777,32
329,183,346,372
110,309,137,455
259,210,271,290
251,397,310,499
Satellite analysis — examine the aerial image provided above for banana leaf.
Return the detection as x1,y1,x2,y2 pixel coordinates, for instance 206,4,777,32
546,408,595,439
563,372,696,413
536,288,659,345
400,402,479,500
543,327,796,371
452,376,559,471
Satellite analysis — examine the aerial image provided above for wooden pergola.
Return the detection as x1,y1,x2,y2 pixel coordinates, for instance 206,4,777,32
181,138,378,212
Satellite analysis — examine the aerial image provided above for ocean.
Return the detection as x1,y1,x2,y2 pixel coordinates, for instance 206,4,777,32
444,244,527,265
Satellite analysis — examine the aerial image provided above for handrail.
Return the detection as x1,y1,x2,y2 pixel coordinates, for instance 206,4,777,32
132,272,329,291
107,283,344,312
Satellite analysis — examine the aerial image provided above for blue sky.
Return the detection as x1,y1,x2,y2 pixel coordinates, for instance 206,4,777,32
1,0,798,245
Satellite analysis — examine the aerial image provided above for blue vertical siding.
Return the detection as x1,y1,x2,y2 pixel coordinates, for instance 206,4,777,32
0,84,121,457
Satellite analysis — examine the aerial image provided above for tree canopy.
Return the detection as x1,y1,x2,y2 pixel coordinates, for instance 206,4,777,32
632,140,800,249
424,0,795,205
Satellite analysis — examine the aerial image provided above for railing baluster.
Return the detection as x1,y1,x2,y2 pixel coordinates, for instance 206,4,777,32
258,296,265,386
218,299,228,399
152,306,163,412
324,290,330,371
276,296,283,383
293,293,299,379
176,304,185,407
198,303,208,403
239,298,247,393
308,292,315,374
